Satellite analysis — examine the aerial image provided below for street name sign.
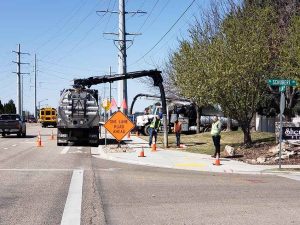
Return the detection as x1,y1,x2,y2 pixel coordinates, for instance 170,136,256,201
268,79,297,86
267,78,297,169
104,111,135,141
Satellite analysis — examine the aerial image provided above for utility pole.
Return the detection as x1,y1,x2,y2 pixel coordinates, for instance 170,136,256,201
118,0,127,114
97,0,145,115
34,54,37,119
109,66,112,118
12,44,30,118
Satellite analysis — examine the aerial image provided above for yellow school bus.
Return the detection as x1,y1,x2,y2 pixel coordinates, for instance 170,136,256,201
39,107,57,127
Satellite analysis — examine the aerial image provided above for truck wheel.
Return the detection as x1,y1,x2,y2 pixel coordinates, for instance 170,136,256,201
17,132,21,137
22,131,26,137
1,133,5,137
144,124,151,136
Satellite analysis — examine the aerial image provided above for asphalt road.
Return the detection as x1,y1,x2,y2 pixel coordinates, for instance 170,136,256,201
0,123,299,225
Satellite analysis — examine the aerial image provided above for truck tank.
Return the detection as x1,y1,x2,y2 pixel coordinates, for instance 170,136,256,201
57,88,100,146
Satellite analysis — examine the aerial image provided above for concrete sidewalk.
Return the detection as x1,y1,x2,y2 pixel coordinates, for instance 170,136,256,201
92,135,300,176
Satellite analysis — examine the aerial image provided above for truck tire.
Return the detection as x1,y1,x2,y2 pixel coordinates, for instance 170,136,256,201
1,133,6,137
22,130,26,137
144,124,151,136
17,132,21,137
57,128,66,146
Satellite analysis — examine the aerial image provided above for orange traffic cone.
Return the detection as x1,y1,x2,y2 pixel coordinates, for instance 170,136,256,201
138,147,145,157
136,131,139,137
214,154,221,166
37,132,43,147
49,130,55,140
127,131,131,138
151,143,157,152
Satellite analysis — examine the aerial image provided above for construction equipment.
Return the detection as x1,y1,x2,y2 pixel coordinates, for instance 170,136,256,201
56,88,100,146
131,93,239,135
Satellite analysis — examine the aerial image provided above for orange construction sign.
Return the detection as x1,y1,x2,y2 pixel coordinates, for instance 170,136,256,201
104,111,135,141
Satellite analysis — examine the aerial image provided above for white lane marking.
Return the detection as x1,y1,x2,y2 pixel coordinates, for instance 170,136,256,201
278,174,300,182
11,144,17,147
60,146,70,154
0,169,74,172
60,169,84,225
76,147,82,150
3,148,8,150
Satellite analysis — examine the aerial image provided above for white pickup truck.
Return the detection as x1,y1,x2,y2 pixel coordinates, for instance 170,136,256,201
0,114,26,137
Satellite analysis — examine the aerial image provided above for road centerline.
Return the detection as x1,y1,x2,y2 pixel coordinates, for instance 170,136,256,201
60,169,84,225
60,146,70,154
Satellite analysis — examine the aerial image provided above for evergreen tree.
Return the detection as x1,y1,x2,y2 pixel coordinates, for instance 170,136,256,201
3,100,16,114
0,100,3,114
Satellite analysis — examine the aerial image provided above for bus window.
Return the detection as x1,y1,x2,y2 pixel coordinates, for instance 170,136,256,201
52,110,56,115
41,111,45,115
46,111,51,115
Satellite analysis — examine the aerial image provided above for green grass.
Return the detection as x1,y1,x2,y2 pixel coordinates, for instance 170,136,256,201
140,130,275,155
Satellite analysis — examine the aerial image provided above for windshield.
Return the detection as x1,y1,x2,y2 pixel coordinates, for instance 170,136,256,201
0,115,20,121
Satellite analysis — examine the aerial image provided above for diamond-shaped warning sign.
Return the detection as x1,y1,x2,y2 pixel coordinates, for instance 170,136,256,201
104,111,135,141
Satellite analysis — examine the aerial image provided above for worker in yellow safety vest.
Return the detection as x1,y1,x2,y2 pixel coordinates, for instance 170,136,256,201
211,116,222,158
149,115,161,147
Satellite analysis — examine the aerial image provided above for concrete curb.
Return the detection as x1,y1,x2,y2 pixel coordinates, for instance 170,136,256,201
93,135,300,176
92,145,299,175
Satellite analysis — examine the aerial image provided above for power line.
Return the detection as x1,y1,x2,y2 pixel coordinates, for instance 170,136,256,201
143,0,171,32
39,59,106,73
40,1,101,60
54,15,106,62
102,0,116,32
34,0,89,51
136,0,160,34
130,0,196,66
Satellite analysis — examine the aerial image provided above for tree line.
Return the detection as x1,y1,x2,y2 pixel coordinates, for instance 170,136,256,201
165,0,300,146
0,100,16,114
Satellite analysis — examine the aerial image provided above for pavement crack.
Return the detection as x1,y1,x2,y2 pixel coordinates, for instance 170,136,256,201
90,150,108,225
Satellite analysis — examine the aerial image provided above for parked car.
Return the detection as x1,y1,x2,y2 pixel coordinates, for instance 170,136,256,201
28,116,37,123
0,114,26,137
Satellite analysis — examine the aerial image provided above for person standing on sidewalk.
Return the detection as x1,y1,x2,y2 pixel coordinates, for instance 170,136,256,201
173,119,182,147
149,115,161,147
211,116,222,158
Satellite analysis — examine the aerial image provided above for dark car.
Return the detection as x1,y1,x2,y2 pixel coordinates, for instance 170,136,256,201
28,116,37,123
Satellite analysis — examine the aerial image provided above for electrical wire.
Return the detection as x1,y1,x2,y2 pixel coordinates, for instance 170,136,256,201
143,0,171,33
40,1,101,60
39,59,106,73
129,0,197,66
102,0,115,32
54,15,106,62
34,0,89,52
136,0,160,34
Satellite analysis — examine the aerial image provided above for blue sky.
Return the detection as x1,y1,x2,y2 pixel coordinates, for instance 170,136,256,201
0,0,213,114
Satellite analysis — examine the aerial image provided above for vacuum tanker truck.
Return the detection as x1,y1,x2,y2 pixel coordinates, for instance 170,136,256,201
56,88,100,146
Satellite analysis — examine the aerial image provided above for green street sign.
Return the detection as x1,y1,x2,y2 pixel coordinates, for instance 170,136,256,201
268,79,297,86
